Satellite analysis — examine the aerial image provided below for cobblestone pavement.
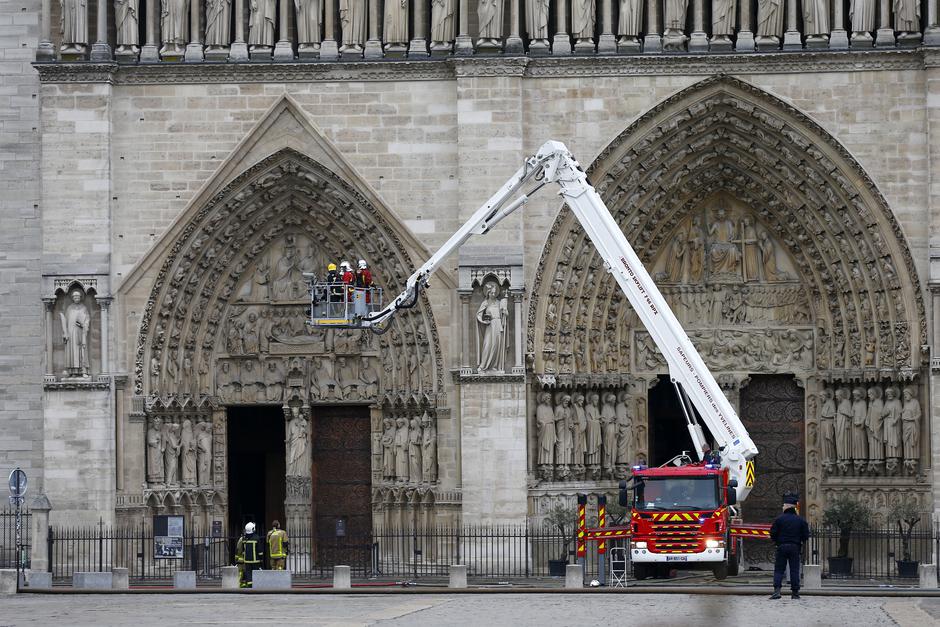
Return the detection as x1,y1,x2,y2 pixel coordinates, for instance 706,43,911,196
1,593,939,627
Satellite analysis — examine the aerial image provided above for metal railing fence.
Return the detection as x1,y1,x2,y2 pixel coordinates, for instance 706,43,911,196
0,507,31,570
807,523,936,580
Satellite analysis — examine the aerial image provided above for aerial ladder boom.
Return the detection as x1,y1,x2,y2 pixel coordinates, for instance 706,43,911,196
351,140,759,501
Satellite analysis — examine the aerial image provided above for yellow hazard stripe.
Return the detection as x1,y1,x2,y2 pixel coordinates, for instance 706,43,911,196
746,461,755,487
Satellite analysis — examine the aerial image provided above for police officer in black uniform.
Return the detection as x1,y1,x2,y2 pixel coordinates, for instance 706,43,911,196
770,493,810,599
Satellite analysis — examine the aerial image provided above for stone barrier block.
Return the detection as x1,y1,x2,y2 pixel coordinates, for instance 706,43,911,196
448,564,467,589
173,571,197,589
27,570,52,589
221,566,240,590
73,572,113,589
919,563,938,589
803,564,822,590
333,565,351,589
112,567,129,589
565,564,583,589
0,569,17,594
252,570,291,590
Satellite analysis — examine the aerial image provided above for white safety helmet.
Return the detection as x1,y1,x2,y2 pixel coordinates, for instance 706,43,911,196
340,260,352,272
244,522,255,534
358,259,367,270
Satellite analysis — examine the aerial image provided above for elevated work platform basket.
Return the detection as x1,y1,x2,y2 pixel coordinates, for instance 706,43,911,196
307,282,385,330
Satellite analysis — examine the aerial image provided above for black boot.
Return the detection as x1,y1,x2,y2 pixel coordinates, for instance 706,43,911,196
769,588,781,600
791,591,801,599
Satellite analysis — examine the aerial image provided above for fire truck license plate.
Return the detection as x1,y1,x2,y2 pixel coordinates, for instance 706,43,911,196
666,556,688,561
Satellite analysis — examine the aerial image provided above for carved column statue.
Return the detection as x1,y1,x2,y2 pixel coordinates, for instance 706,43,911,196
834,386,852,473
849,0,875,46
900,386,921,474
430,0,457,53
147,416,165,484
476,281,508,374
755,0,784,49
181,417,198,486
381,417,396,480
394,415,410,481
196,418,213,486
249,0,277,57
163,419,182,486
617,0,642,51
205,0,233,59
662,0,689,50
571,393,587,476
709,0,735,51
894,0,922,44
865,386,884,474
340,0,367,55
295,0,322,57
553,394,573,478
819,388,836,474
883,385,903,474
536,392,556,479
615,390,633,473
114,0,140,60
408,414,422,481
59,289,92,378
585,390,602,473
850,387,868,474
802,0,829,47
601,392,617,476
526,0,550,52
384,0,409,54
61,0,90,57
161,0,190,58
477,0,505,50
571,0,596,52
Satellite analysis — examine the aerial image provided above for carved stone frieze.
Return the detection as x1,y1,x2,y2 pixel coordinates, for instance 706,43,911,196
634,329,813,373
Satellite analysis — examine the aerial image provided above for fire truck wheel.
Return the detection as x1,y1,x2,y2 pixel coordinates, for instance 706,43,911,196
712,561,729,580
728,549,740,576
633,563,651,580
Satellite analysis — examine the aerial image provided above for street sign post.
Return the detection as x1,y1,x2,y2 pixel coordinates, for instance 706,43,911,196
8,467,27,592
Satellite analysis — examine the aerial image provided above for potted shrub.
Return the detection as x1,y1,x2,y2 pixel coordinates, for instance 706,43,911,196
894,500,922,578
822,496,872,576
545,505,579,577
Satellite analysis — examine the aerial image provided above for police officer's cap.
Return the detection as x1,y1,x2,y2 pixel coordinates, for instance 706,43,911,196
783,493,799,505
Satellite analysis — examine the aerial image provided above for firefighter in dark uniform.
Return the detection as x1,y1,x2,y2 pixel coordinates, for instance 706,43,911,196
769,493,810,599
235,522,263,588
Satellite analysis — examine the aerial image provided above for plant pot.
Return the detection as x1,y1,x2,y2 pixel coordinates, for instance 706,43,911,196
897,560,919,578
548,559,568,577
828,556,853,576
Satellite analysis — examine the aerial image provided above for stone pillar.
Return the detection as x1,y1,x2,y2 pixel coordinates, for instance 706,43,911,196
456,0,474,53
553,0,572,54
99,298,110,374
230,0,249,60
689,0,708,51
275,0,295,59
365,0,383,57
644,0,663,52
449,564,468,587
782,0,802,48
410,0,431,56
459,292,472,374
803,563,822,589
115,386,125,492
333,565,352,588
506,0,525,52
322,0,340,58
28,494,51,574
37,0,55,60
512,291,524,375
829,0,849,47
185,0,205,60
597,0,617,52
90,0,112,59
43,299,55,376
141,0,160,60
927,0,940,44
737,0,756,50
875,0,896,47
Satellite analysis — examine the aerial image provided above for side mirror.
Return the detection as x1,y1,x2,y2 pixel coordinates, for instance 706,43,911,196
618,480,628,507
726,486,737,506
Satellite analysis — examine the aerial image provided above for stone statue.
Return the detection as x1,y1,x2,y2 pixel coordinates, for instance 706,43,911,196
249,0,276,47
384,0,408,47
585,391,602,467
358,357,379,398
819,388,836,468
147,417,165,484
711,0,736,35
536,392,556,467
687,215,706,281
163,421,181,485
241,360,259,403
601,392,617,473
294,0,322,47
381,417,395,479
741,217,760,280
851,387,867,471
161,0,190,51
421,412,437,482
615,391,632,464
849,0,875,35
758,231,785,281
757,0,784,38
894,0,920,33
315,356,339,400
526,0,550,40
554,395,574,472
477,0,504,45
477,282,508,373
339,0,367,50
665,226,688,282
882,386,903,460
217,360,240,402
196,420,212,485
571,0,596,40
336,356,357,399
802,0,829,36
617,0,643,39
61,0,89,52
571,393,588,470
286,406,309,476
264,358,284,403
430,0,456,45
708,208,740,276
60,289,91,377
205,0,231,47
114,0,140,51
394,415,409,481
243,312,260,354
273,242,304,299
834,387,852,467
664,0,689,47
180,418,197,486
408,415,422,481
901,386,920,468
865,386,884,471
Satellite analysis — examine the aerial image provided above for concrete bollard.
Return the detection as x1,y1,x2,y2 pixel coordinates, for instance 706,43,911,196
448,564,468,589
26,570,52,589
919,563,938,589
0,569,17,594
221,566,240,590
565,564,583,589
252,570,291,590
73,572,113,589
173,571,197,589
333,565,351,589
112,567,129,590
803,564,822,590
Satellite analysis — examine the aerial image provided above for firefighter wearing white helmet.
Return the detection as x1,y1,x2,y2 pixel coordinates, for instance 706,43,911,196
235,521,263,587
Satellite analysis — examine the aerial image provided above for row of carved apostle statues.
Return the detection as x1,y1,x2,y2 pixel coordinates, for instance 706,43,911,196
49,0,934,60
819,384,921,477
536,389,637,482
146,415,213,487
380,411,438,484
215,355,380,404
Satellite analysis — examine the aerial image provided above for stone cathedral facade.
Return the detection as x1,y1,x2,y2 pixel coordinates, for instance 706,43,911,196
2,0,940,555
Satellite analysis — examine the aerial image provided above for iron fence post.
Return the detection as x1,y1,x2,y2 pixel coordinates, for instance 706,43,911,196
98,518,103,572
47,525,53,574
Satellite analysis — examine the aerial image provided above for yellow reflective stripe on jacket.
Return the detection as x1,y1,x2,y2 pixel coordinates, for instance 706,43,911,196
243,539,261,564
268,530,287,558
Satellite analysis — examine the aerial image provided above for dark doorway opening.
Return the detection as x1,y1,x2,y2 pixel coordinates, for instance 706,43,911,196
648,375,699,466
227,406,286,536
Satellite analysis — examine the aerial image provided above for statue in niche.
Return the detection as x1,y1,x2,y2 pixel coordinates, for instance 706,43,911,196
384,0,408,47
571,393,588,471
196,419,212,485
181,353,194,396
163,420,181,485
901,386,920,472
663,0,689,47
802,0,829,37
819,388,836,470
408,415,422,482
851,387,867,472
274,241,305,300
571,0,596,41
476,281,508,374
758,231,787,280
294,0,322,48
115,0,139,52
477,0,504,45
834,387,852,469
249,0,276,48
536,392,556,468
865,386,884,472
217,360,240,402
687,215,706,282
601,392,617,474
160,0,189,52
243,312,260,354
339,0,367,50
286,406,309,477
181,418,197,486
381,417,395,479
60,289,91,377
882,386,903,462
431,0,455,46
708,208,740,277
615,391,632,464
554,395,574,475
147,417,165,484
358,357,379,398
394,415,409,481
617,0,643,41
711,0,736,36
61,0,89,52
241,360,261,403
313,357,338,400
525,0,550,42
166,349,180,387
849,0,875,36
756,0,784,38
742,217,760,281
337,356,358,399
421,412,437,482
894,0,920,34
264,359,285,403
205,0,231,47
664,225,688,282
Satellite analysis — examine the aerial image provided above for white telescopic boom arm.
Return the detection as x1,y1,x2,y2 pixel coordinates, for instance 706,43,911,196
366,140,759,502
